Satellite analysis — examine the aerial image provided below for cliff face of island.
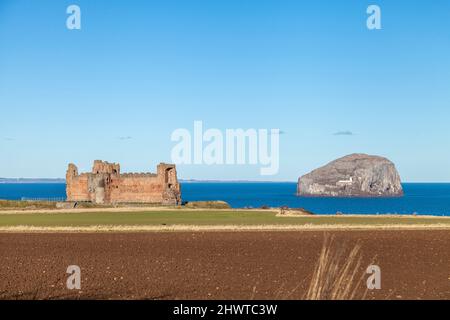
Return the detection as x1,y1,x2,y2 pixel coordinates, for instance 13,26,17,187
297,154,403,197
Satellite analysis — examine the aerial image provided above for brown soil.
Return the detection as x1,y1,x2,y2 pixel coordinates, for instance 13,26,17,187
0,231,449,300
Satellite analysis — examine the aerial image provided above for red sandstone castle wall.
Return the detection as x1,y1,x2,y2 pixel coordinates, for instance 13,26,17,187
109,175,165,203
66,174,90,201
66,163,91,202
66,161,181,205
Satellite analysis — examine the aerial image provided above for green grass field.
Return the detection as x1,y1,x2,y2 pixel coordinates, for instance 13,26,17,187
0,210,449,227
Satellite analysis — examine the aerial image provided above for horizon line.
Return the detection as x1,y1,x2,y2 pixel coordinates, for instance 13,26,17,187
0,178,449,184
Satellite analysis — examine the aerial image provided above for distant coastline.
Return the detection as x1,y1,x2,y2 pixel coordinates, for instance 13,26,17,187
180,179,296,183
0,178,65,184
0,178,296,184
0,178,447,184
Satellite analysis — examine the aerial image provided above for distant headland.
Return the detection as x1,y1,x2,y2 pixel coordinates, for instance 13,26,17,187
0,178,65,184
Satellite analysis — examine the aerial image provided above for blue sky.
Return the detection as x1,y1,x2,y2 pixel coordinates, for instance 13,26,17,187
1,0,450,181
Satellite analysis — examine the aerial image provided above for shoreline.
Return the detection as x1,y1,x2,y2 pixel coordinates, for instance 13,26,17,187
0,206,449,217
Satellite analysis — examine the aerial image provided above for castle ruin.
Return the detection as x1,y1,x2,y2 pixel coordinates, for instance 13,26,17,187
66,161,181,205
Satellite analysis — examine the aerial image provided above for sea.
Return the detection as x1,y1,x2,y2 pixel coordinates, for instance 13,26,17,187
0,182,450,216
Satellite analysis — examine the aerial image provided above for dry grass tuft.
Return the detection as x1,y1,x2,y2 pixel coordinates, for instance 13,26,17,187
305,234,369,300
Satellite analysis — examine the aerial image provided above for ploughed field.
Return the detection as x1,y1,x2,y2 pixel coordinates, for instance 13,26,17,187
0,231,449,300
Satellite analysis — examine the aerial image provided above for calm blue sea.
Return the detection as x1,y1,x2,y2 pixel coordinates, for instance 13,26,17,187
1,182,450,216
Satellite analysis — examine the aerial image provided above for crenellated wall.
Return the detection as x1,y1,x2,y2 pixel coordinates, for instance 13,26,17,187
66,161,181,205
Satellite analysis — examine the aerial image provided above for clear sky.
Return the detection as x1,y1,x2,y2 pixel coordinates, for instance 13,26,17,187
1,0,450,181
